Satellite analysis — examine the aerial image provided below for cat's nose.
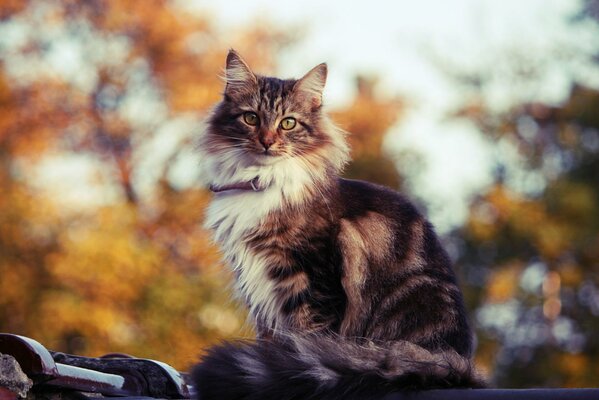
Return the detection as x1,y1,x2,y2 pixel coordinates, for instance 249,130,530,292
260,134,276,150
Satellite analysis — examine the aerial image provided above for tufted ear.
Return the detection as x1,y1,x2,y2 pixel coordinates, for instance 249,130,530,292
224,49,258,99
293,63,327,110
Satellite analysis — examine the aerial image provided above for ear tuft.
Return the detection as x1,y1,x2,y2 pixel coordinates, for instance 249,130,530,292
294,63,327,109
224,49,257,98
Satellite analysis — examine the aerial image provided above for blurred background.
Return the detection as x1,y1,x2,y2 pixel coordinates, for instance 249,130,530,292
1,0,598,388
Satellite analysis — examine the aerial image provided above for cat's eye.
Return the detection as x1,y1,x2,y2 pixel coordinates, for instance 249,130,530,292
280,117,296,130
243,112,259,126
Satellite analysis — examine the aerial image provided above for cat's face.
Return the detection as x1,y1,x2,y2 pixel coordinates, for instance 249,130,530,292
206,50,330,164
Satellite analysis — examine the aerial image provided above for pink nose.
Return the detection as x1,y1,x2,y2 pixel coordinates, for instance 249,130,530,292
260,134,276,150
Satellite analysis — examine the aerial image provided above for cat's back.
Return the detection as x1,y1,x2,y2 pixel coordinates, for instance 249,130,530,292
336,177,452,283
336,178,472,355
338,178,423,224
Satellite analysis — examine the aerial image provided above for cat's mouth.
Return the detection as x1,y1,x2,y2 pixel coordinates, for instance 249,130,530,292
252,149,284,164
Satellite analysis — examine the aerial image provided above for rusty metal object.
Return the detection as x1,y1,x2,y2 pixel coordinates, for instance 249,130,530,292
0,387,18,400
0,334,191,399
51,352,191,398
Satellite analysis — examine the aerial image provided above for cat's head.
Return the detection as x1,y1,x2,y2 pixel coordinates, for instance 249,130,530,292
202,50,348,179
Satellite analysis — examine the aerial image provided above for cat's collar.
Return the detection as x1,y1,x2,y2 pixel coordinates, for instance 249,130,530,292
209,177,264,193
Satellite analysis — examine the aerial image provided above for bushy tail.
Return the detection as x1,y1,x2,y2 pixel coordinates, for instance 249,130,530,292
192,335,484,400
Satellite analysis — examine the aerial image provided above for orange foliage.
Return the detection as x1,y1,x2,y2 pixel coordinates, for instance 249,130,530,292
333,77,404,188
457,81,599,386
467,184,578,261
0,1,403,371
556,353,590,388
485,262,523,303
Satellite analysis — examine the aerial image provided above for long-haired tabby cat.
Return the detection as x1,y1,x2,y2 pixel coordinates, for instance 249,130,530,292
192,49,483,400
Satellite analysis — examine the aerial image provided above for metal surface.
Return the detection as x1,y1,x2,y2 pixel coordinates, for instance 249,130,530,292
0,333,191,398
0,334,129,396
50,363,125,394
0,334,57,377
385,388,599,400
51,353,191,399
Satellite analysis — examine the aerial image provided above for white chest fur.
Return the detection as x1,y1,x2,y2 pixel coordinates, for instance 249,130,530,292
205,189,281,329
203,155,316,330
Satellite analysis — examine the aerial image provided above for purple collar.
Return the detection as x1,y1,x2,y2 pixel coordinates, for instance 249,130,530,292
209,177,263,193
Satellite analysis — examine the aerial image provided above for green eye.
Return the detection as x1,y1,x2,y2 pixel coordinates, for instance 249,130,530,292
243,112,259,126
280,117,296,130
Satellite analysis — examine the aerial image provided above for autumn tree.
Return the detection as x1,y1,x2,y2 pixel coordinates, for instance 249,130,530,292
0,0,293,369
0,0,406,371
446,1,599,385
334,76,404,188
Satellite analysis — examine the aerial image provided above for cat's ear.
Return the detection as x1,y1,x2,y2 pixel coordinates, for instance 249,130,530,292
224,49,257,99
294,63,327,110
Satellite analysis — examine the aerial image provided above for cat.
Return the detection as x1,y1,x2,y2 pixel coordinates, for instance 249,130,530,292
192,49,484,400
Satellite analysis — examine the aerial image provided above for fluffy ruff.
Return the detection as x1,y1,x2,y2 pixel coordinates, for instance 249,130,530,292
192,334,484,400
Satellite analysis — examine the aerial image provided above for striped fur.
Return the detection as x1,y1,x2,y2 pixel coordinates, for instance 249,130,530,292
194,335,483,400
193,50,483,399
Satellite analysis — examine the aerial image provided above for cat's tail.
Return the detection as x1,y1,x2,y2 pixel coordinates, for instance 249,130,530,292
191,334,485,400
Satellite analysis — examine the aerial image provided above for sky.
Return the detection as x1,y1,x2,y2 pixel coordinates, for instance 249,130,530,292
4,0,597,233
184,0,598,231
